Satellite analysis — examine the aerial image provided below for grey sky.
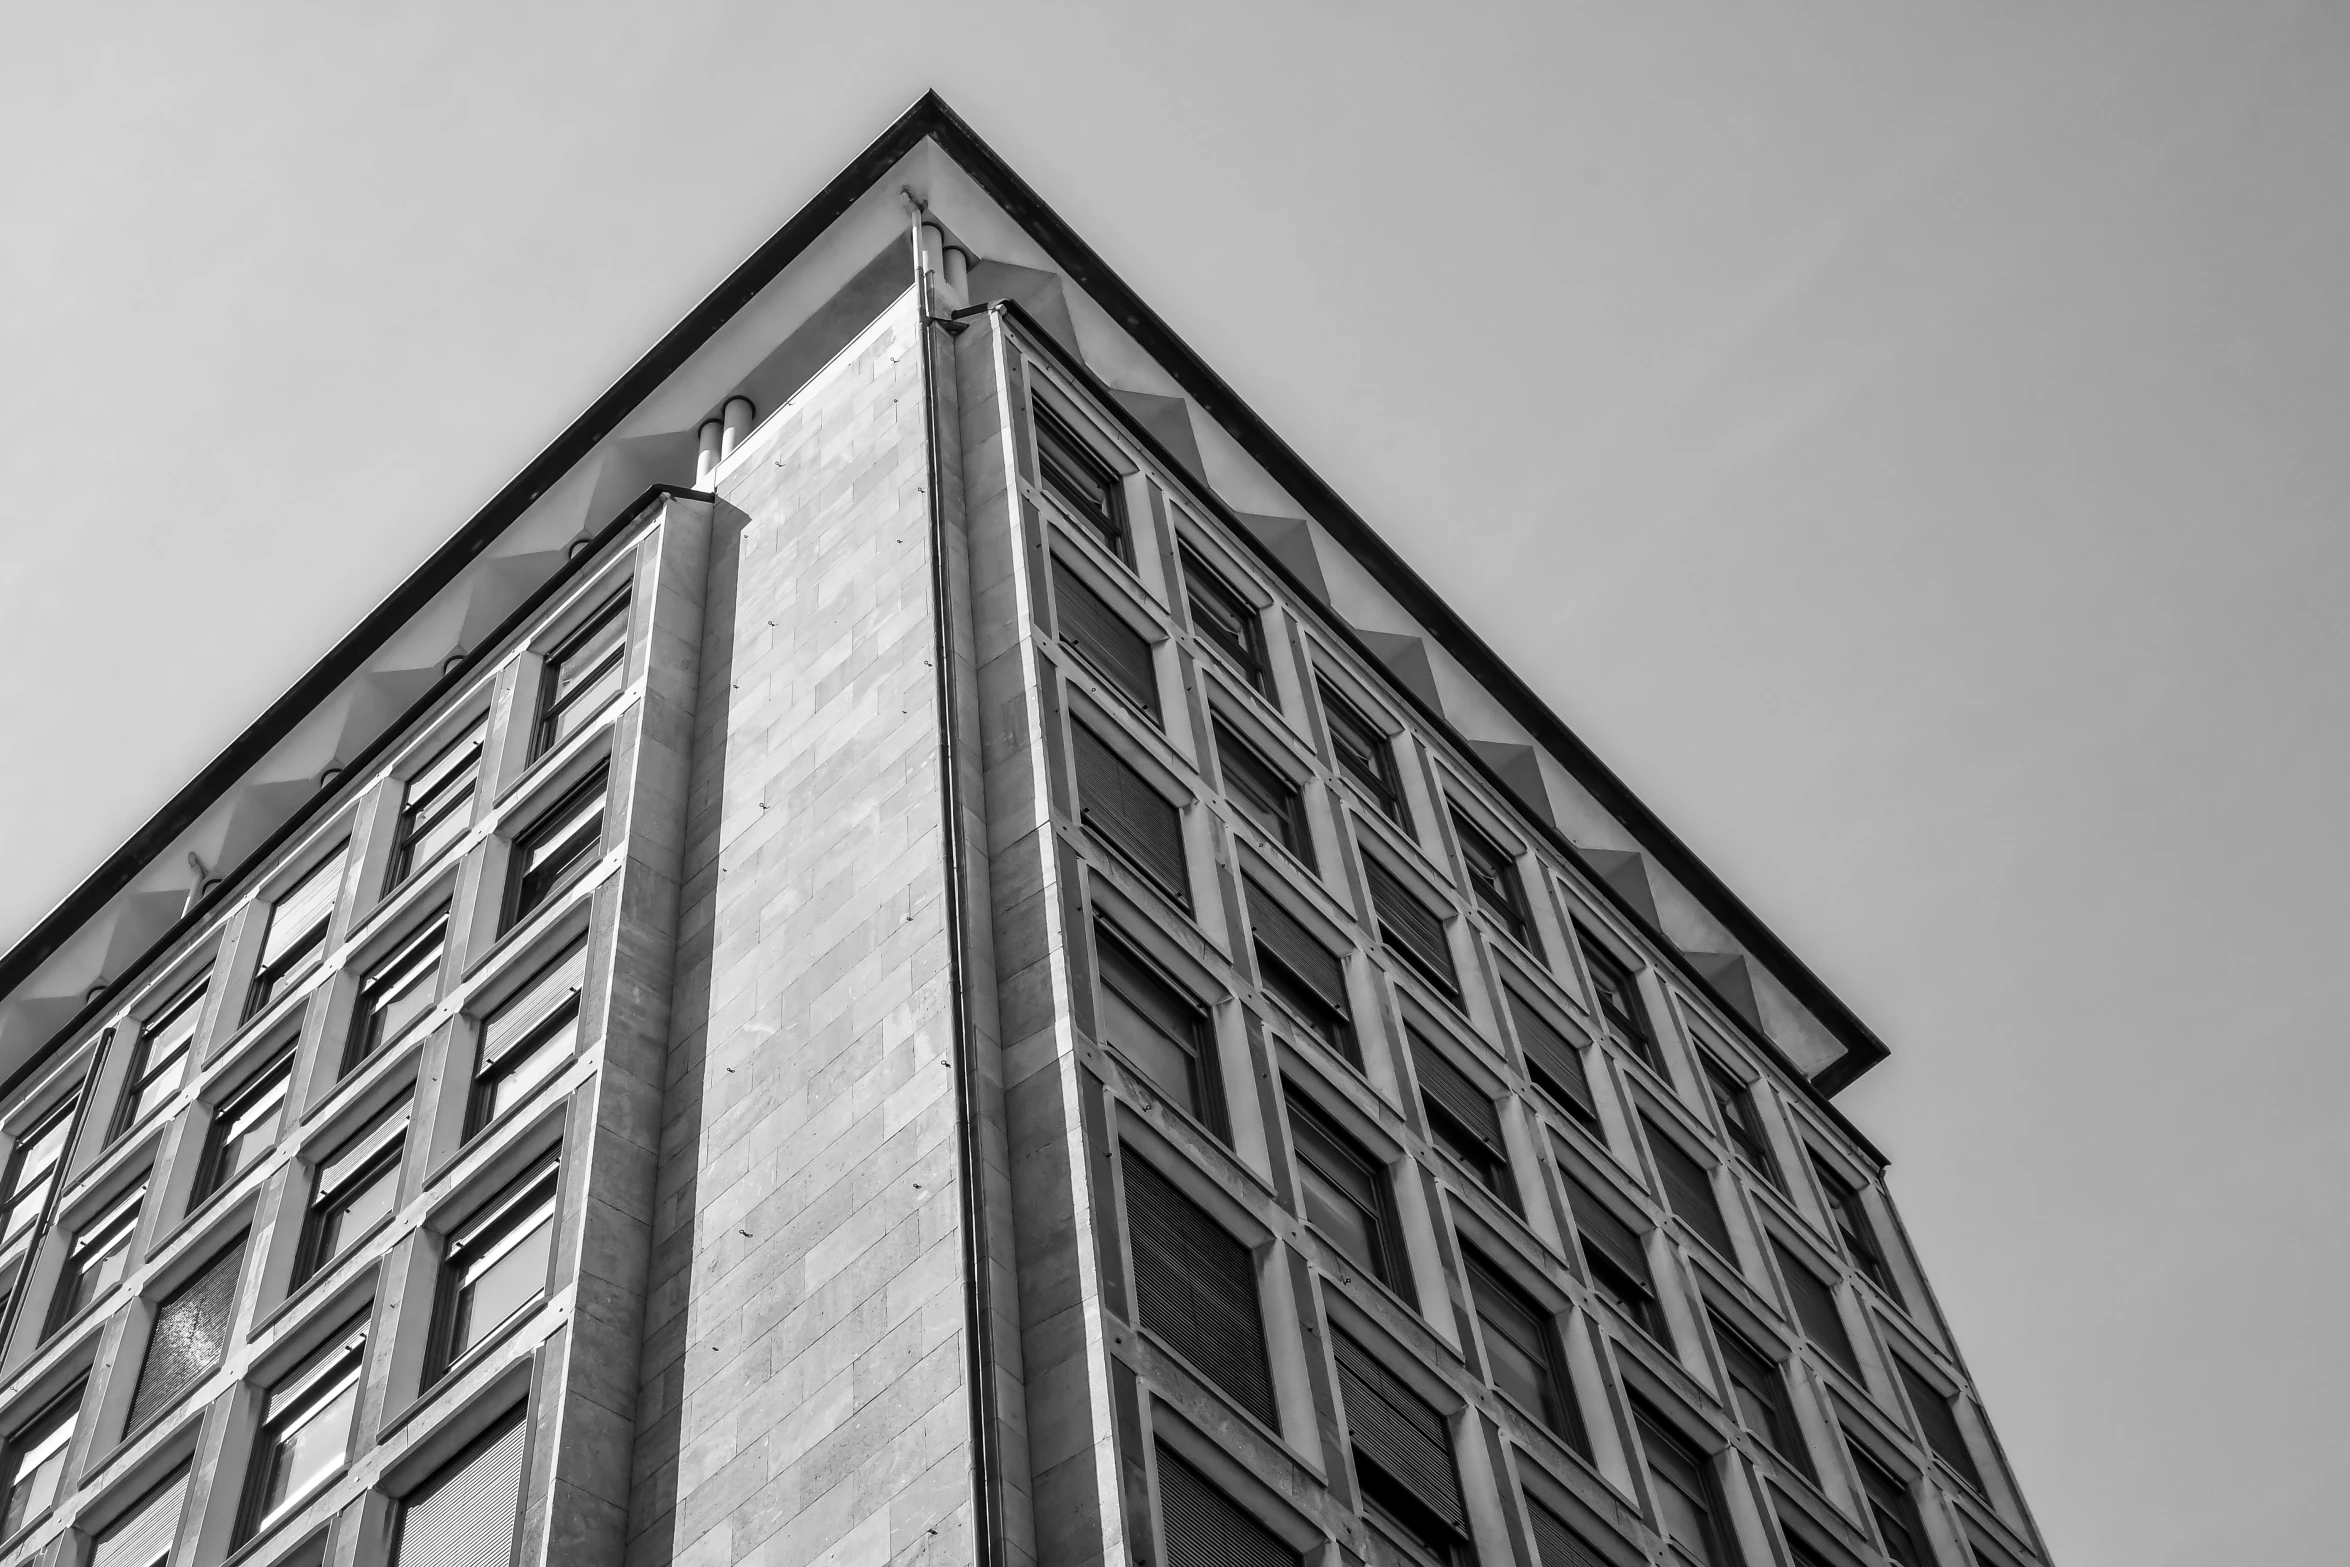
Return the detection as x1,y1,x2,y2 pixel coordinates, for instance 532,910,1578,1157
3,4,2343,1561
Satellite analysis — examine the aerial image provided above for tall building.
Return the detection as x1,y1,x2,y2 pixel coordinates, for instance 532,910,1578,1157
0,94,2046,1567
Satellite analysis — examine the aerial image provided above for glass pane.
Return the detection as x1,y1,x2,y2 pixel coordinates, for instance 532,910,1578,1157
545,658,623,748
484,1026,573,1125
2,1443,66,1535
453,1212,553,1357
218,1082,288,1185
1298,1161,1382,1281
1652,1481,1715,1564
318,1163,398,1265
1482,1328,1557,1427
262,1378,359,1516
369,968,437,1051
1099,984,1199,1119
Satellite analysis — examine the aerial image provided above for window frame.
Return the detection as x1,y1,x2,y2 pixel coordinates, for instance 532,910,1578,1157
344,913,449,1076
1847,1441,1931,1567
532,588,631,758
195,1055,293,1205
298,1099,412,1285
244,843,349,1023
1564,1174,1670,1346
1284,1094,1403,1288
1033,400,1132,563
1317,682,1407,828
429,1157,560,1382
1,1102,78,1268
1181,547,1271,696
1463,1252,1582,1452
386,720,488,891
1450,811,1537,954
1213,722,1314,869
502,766,609,933
1708,1311,1809,1479
1700,1054,1780,1192
111,974,207,1143
1632,1403,1737,1566
1574,925,1662,1074
1094,926,1225,1139
46,1179,147,1336
233,1318,367,1547
0,1381,82,1538
1409,1032,1513,1209
1811,1155,1902,1305
467,950,586,1140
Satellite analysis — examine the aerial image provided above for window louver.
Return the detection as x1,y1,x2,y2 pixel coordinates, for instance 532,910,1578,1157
260,850,345,970
91,1465,189,1567
1123,1155,1273,1423
130,1238,245,1428
1332,1331,1463,1532
1772,1242,1860,1379
1526,1501,1611,1567
393,1408,527,1567
1363,862,1456,994
1074,726,1188,904
1506,991,1598,1128
1564,1178,1649,1281
1054,561,1159,720
1645,1122,1734,1258
1244,884,1347,1012
1156,1447,1299,1567
1411,1041,1503,1157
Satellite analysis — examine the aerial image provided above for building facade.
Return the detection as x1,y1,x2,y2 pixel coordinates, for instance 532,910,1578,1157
0,96,2047,1567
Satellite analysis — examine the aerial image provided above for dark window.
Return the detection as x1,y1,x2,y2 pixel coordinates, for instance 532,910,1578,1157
1122,1154,1273,1423
1812,1158,1901,1303
113,976,205,1141
1319,684,1405,826
1073,725,1188,905
346,914,448,1074
1244,883,1354,1065
1215,725,1312,867
1526,1501,1613,1567
534,590,629,756
300,1100,411,1283
1770,1241,1860,1380
197,1059,290,1203
1701,1057,1779,1190
1710,1314,1807,1476
130,1238,245,1428
1155,1446,1299,1567
0,1382,79,1537
1182,550,1271,696
1506,989,1600,1133
1035,403,1129,561
1646,1121,1735,1259
391,1408,527,1567
1452,814,1536,953
47,1180,145,1334
1895,1357,1984,1493
432,1159,557,1378
470,943,587,1136
91,1464,188,1567
0,1104,75,1272
1365,861,1457,996
1849,1444,1929,1567
246,845,348,1020
1575,928,1659,1072
1564,1176,1668,1343
1053,561,1160,723
388,722,486,888
1465,1254,1583,1454
1410,1035,1511,1207
1781,1533,1839,1567
1286,1096,1400,1287
235,1319,365,1545
1332,1330,1464,1563
1096,931,1222,1136
505,768,607,932
1633,1405,1736,1566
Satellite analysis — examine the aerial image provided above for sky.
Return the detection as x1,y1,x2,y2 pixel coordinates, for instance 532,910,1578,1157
2,2,2344,1561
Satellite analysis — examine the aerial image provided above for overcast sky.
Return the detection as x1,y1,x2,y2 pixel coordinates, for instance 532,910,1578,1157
4,4,2344,1562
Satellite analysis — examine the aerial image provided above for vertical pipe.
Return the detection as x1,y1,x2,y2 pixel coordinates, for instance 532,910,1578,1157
942,244,970,298
719,397,754,461
696,418,723,488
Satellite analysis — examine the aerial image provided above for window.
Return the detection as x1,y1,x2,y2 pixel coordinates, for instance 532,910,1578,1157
1214,724,1312,867
1770,1241,1860,1380
1812,1157,1901,1303
346,914,448,1073
1634,1406,1737,1565
1,1103,77,1269
1155,1446,1299,1567
1849,1444,1929,1567
113,976,205,1140
1452,814,1535,953
1896,1357,1985,1494
1410,1035,1512,1206
1121,1154,1273,1423
196,1058,290,1203
0,1383,80,1537
1096,931,1222,1136
1710,1314,1807,1477
1506,989,1600,1134
1319,683,1405,826
1365,861,1457,996
90,1464,188,1567
1465,1254,1583,1454
46,1181,145,1333
1072,725,1188,906
470,943,586,1135
1244,883,1354,1065
387,722,486,888
235,1320,365,1544
300,1100,410,1283
534,590,629,756
129,1238,245,1428
1564,1177,1668,1343
1575,928,1660,1072
1526,1500,1614,1567
391,1408,526,1567
1332,1330,1464,1564
246,844,348,1020
504,767,607,931
1645,1121,1735,1259
1701,1057,1779,1190
1034,403,1129,561
1182,549,1270,695
432,1158,557,1377
1053,561,1160,722
1285,1096,1400,1287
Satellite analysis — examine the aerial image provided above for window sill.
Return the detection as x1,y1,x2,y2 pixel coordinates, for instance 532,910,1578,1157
0,1508,55,1559
88,1383,209,1487
427,1066,576,1193
1130,1323,1316,1482
249,1221,393,1341
377,1296,549,1444
461,869,604,985
1299,1225,1420,1326
1097,1044,1229,1154
499,693,625,806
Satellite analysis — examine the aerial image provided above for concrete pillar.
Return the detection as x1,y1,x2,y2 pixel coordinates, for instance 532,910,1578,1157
719,396,754,461
695,417,722,487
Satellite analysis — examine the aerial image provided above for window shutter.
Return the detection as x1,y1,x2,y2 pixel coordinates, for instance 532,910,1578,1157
1074,727,1188,901
91,1465,188,1567
262,847,347,967
1507,992,1597,1125
482,942,588,1067
1363,862,1456,993
394,1409,527,1567
1644,1122,1734,1258
1526,1501,1611,1567
1411,1040,1503,1157
1156,1448,1298,1567
1054,562,1159,719
1244,884,1347,1012
1123,1156,1273,1424
130,1239,245,1428
1332,1331,1463,1532
1772,1242,1860,1379
1896,1360,1984,1492
1564,1178,1649,1281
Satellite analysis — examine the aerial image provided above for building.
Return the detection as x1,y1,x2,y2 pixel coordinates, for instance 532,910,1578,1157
0,93,2049,1567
